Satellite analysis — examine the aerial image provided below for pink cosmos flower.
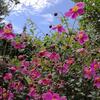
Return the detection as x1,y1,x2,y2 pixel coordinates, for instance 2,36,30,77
38,78,51,86
52,24,66,33
66,57,75,65
75,31,89,45
30,69,41,79
0,24,15,40
21,60,30,67
42,91,60,100
38,50,51,58
94,76,100,89
3,73,12,81
49,52,60,61
11,41,26,49
65,2,85,19
83,67,92,79
90,61,100,71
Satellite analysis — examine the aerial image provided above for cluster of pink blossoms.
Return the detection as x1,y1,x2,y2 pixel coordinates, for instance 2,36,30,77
84,60,100,88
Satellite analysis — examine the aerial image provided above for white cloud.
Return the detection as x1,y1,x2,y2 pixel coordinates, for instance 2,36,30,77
42,14,54,22
12,0,60,15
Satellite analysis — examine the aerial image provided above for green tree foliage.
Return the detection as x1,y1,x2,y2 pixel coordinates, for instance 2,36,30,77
0,0,19,17
73,0,100,34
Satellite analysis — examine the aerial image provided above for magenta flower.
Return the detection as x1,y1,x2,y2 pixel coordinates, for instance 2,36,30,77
38,50,51,58
3,73,12,81
11,41,26,49
28,87,36,97
8,91,14,100
42,91,60,100
65,2,85,19
94,76,100,89
75,31,89,45
0,24,15,40
52,24,66,33
30,69,41,79
49,52,60,61
60,96,67,100
83,67,92,79
90,61,100,77
57,63,69,74
38,78,51,86
9,81,24,92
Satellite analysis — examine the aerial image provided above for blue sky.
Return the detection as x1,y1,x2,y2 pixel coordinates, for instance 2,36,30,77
5,0,75,35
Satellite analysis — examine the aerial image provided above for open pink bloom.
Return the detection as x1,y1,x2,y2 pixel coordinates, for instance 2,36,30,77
49,52,60,61
42,91,60,100
38,50,51,58
21,60,30,67
65,2,85,19
11,41,26,49
75,31,89,45
0,24,15,40
38,78,51,86
3,73,12,80
30,69,41,79
52,24,66,33
66,58,75,65
90,61,100,77
83,67,92,79
94,76,100,89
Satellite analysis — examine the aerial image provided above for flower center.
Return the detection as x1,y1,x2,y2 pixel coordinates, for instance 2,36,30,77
78,33,83,39
4,28,12,34
72,6,79,12
94,64,99,70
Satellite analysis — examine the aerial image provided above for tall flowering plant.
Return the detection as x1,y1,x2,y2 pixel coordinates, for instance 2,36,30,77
0,1,100,100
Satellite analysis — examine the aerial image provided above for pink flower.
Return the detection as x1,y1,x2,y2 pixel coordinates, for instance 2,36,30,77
11,41,26,49
42,91,60,100
30,69,41,79
66,57,74,65
49,52,60,61
3,73,12,81
28,87,36,97
60,96,67,100
8,91,14,100
57,63,69,74
9,66,18,72
83,67,92,79
90,61,100,71
38,78,51,86
52,24,66,33
9,81,24,92
38,50,51,58
94,76,100,89
21,60,30,67
0,24,15,40
75,31,89,45
65,2,85,19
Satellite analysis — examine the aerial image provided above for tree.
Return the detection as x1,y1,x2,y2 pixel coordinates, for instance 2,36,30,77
0,0,19,18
